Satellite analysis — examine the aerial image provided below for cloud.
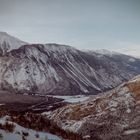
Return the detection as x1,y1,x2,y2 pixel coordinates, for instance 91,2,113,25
0,0,139,57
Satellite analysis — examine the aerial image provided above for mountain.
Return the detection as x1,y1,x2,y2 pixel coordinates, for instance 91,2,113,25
48,75,140,140
0,32,140,95
0,32,27,55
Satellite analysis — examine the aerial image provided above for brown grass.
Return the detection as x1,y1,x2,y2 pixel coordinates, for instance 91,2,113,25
126,81,140,101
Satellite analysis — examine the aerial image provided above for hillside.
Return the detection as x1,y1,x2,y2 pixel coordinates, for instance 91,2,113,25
48,75,140,140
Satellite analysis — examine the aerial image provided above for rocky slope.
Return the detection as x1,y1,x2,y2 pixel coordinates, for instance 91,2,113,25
0,32,140,95
48,75,140,140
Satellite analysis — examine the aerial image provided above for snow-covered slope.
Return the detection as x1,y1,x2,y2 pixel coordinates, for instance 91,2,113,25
48,75,140,139
0,32,140,95
48,95,89,103
94,49,119,56
0,32,27,55
0,116,61,140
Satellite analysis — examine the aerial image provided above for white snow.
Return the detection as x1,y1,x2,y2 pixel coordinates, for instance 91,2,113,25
108,100,118,108
62,120,84,132
129,58,136,62
44,44,77,54
94,49,119,56
0,116,61,140
0,32,27,53
49,95,90,103
126,108,131,113
128,75,140,83
123,129,138,135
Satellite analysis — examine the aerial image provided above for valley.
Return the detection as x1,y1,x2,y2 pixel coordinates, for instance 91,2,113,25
0,0,139,139
0,32,140,140
0,91,68,113
0,91,85,140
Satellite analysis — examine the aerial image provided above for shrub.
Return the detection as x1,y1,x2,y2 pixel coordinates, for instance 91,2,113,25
0,122,15,132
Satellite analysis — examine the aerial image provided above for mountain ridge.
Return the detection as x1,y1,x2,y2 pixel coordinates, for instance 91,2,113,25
0,32,140,95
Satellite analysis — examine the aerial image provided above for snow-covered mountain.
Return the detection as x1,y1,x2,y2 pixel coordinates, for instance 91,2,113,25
0,32,27,55
0,32,140,95
94,49,119,56
48,75,140,139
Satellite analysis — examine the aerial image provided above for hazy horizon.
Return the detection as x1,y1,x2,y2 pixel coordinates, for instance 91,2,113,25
0,0,140,56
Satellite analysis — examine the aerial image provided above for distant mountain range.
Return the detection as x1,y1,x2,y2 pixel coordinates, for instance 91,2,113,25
0,32,140,95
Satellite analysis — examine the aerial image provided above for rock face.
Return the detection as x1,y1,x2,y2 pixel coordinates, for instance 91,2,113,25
1,32,140,95
49,75,140,140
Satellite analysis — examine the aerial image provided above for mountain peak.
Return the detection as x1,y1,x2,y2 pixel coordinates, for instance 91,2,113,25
0,31,8,35
0,31,27,55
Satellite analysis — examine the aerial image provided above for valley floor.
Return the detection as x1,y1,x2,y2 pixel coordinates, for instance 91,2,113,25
0,90,87,140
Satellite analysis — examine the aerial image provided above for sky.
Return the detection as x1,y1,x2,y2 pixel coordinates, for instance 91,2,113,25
0,0,140,56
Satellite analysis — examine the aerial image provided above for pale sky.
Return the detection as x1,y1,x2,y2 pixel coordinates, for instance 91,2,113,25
0,0,140,56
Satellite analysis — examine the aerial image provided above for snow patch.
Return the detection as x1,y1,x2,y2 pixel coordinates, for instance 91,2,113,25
49,95,90,103
0,116,61,140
